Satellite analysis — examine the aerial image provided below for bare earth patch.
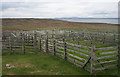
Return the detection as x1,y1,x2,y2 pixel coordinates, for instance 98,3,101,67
7,73,16,75
15,63,35,68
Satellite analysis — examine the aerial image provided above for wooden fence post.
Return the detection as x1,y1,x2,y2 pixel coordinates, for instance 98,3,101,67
68,31,70,37
63,37,67,59
77,36,80,45
34,31,37,54
39,38,42,51
103,33,105,44
118,45,120,76
113,33,116,43
22,33,25,54
90,44,95,74
45,35,48,53
8,37,12,54
53,39,56,55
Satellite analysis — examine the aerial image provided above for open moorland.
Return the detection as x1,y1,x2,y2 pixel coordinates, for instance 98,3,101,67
2,18,118,32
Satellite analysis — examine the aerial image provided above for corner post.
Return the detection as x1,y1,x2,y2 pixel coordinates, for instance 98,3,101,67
90,43,95,74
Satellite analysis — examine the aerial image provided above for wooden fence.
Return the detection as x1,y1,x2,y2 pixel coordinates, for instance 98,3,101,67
2,30,120,74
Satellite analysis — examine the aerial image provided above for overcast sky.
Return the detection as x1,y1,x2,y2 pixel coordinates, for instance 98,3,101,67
1,0,119,18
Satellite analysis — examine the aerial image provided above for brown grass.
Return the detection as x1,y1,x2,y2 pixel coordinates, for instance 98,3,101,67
2,18,118,32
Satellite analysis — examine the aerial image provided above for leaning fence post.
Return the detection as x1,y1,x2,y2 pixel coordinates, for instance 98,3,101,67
8,37,12,54
90,44,95,74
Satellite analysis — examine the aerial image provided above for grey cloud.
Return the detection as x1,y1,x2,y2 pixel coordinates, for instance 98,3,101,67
1,1,118,18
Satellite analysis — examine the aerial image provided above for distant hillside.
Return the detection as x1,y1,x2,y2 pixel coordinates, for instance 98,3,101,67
2,18,117,31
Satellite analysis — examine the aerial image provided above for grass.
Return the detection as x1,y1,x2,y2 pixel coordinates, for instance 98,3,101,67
2,52,90,75
2,51,119,75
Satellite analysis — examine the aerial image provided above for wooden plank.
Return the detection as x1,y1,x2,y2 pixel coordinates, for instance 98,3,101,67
97,55,118,60
56,43,64,47
25,46,34,48
56,53,63,57
74,62,82,68
56,40,64,44
67,53,86,61
67,57,74,61
11,46,22,48
67,45,91,54
84,68,90,72
12,48,22,50
95,64,117,71
48,46,53,49
95,46,118,51
66,42,91,50
99,51,118,55
25,43,33,45
67,57,74,63
94,60,118,66
56,49,64,53
67,49,89,57
75,59,84,65
56,46,64,50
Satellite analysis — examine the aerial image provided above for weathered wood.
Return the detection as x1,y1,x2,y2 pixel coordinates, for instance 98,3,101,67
66,42,91,50
94,60,118,66
8,37,12,54
12,48,22,51
90,44,95,74
67,57,74,64
67,53,86,61
74,62,82,68
45,38,48,53
67,45,91,54
56,43,64,47
95,46,118,51
67,49,89,57
97,55,118,60
84,68,90,72
53,39,56,55
56,40,64,44
95,64,117,71
34,31,37,53
64,42,67,59
39,38,42,51
99,51,118,55
74,59,84,66
56,53,63,58
56,49,64,53
22,35,25,54
56,46,64,50
118,45,120,74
